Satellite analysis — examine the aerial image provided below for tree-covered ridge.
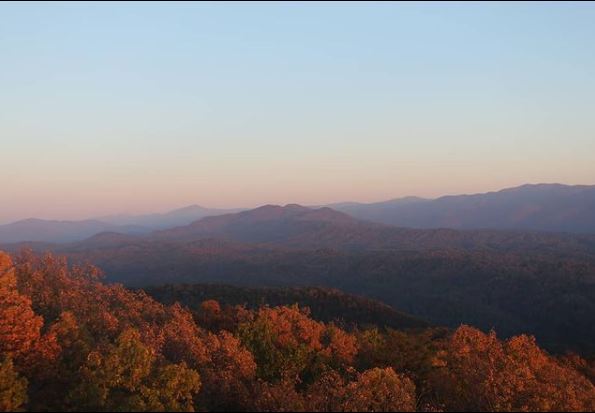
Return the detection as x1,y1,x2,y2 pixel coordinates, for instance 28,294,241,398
55,241,595,355
145,284,428,331
0,250,594,412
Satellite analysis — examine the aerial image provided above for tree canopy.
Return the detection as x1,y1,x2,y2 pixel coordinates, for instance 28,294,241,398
0,250,593,412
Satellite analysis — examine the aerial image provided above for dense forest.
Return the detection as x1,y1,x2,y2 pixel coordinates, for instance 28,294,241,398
145,284,429,330
1,250,594,412
54,242,595,355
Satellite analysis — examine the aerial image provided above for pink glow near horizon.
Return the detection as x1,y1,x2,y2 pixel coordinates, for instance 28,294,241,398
2,3,595,224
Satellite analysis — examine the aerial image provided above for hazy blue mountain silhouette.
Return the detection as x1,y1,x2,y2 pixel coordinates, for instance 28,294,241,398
0,218,149,244
331,184,595,233
98,204,243,229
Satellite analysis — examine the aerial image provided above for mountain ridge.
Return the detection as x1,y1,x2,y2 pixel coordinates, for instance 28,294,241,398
97,204,243,229
0,218,150,244
331,183,595,233
3,183,594,244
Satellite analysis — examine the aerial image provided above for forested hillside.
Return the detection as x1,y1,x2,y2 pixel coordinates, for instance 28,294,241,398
145,284,428,330
1,251,594,412
48,240,595,355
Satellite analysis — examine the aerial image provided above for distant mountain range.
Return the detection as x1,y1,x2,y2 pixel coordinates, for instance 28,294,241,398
3,194,595,354
98,204,241,229
1,183,594,244
150,203,595,256
0,218,149,244
0,205,240,244
152,204,369,245
330,183,595,233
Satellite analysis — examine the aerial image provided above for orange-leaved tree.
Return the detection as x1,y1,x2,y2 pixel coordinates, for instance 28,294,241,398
430,325,595,412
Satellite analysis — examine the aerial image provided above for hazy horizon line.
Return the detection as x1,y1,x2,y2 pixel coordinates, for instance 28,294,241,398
2,181,593,226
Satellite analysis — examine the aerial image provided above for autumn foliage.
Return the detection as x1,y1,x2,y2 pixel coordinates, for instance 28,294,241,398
429,326,595,412
0,250,593,412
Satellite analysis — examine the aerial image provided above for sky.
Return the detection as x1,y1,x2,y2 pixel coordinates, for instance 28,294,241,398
1,2,595,223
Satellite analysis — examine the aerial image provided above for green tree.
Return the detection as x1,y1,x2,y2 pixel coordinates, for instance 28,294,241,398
239,305,356,384
69,328,201,412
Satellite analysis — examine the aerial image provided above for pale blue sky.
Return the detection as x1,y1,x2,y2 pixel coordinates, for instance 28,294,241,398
1,2,594,223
